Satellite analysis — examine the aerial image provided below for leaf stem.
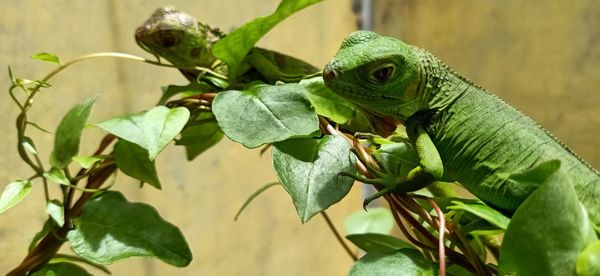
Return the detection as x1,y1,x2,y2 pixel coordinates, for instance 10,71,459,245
320,211,358,261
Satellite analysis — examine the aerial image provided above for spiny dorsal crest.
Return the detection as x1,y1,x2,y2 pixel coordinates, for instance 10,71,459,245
340,31,379,49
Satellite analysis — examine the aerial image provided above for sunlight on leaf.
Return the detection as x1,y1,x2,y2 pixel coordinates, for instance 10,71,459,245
448,200,510,230
96,112,146,147
143,106,190,160
213,83,319,148
577,241,600,276
44,167,70,185
72,155,106,169
212,0,322,79
272,135,356,223
0,180,33,214
299,77,355,124
46,199,65,227
31,52,61,65
21,136,39,155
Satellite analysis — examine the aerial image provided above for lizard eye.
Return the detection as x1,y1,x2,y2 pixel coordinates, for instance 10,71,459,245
369,64,396,84
157,32,179,48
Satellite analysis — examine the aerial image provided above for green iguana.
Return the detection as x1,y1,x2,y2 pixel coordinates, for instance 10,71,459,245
323,31,600,226
135,6,317,86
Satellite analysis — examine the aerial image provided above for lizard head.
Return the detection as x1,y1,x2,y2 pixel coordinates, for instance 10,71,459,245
323,31,423,121
135,7,221,69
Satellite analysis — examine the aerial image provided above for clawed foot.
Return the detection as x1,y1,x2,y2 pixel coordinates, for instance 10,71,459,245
337,171,398,209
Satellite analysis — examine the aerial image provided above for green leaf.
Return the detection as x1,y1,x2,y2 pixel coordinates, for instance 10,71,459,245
176,113,223,160
72,155,106,169
299,76,355,124
344,207,395,235
49,254,111,274
212,0,323,79
499,166,598,276
349,249,435,276
114,140,161,189
44,167,70,185
158,81,212,105
143,106,190,160
31,52,61,65
67,191,192,266
31,262,91,276
577,241,600,276
96,106,190,160
22,136,39,155
50,97,96,168
46,199,65,227
0,180,33,214
447,200,510,230
459,219,505,237
96,111,146,147
346,233,414,253
213,83,319,148
272,135,356,223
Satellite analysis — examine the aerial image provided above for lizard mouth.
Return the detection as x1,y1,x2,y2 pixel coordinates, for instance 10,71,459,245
325,79,399,101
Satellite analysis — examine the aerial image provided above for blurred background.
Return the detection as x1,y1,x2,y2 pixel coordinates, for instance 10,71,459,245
0,0,598,275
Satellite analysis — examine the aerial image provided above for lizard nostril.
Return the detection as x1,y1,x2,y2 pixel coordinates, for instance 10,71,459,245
323,68,338,82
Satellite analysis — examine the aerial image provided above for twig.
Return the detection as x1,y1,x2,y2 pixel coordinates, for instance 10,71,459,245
320,211,358,261
427,198,446,276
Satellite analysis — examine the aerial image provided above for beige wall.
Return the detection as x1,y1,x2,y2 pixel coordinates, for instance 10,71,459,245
373,0,600,168
0,1,358,275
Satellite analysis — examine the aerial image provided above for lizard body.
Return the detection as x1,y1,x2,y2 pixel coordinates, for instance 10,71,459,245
135,7,317,86
323,31,600,225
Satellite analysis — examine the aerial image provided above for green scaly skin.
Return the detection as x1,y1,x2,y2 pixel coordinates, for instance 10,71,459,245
135,6,318,86
323,31,600,225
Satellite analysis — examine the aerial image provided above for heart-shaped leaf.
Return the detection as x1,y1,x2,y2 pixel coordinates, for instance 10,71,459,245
96,106,190,160
96,112,145,147
143,106,190,160
67,191,192,266
213,83,319,148
272,135,356,223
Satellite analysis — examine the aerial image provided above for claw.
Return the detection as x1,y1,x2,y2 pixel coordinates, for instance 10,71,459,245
362,186,394,209
338,171,389,186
